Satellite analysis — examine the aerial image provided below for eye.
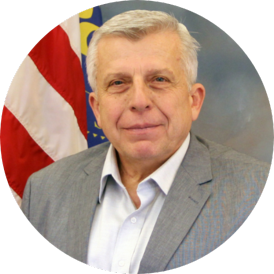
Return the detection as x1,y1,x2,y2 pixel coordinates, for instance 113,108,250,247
155,77,166,82
110,80,124,86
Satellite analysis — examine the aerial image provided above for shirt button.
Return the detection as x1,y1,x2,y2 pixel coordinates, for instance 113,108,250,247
119,260,125,267
131,217,137,224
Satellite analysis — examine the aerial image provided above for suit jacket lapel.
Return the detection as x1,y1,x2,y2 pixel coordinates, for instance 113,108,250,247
66,145,109,263
139,135,213,273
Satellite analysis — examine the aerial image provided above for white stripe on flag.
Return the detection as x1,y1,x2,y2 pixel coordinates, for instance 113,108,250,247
60,15,82,61
10,188,22,207
5,56,87,162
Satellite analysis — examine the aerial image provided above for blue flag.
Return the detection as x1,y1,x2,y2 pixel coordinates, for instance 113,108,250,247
79,7,108,147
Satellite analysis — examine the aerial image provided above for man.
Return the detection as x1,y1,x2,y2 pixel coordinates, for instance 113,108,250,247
21,10,269,273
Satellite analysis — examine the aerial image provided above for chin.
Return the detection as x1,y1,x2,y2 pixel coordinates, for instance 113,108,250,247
127,143,162,160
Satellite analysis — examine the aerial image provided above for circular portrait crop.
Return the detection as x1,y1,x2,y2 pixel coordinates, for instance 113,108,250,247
0,1,273,274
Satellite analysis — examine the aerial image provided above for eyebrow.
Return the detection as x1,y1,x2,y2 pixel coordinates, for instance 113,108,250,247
145,68,175,78
103,68,176,86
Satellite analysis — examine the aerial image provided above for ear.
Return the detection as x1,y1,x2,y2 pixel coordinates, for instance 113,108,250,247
190,83,206,121
89,92,102,128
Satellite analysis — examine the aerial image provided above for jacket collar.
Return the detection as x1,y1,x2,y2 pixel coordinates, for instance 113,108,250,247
139,133,213,273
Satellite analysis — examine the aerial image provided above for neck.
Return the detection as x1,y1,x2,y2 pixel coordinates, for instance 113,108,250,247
117,154,165,209
117,152,166,190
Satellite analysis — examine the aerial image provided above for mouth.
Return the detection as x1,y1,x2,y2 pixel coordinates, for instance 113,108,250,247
125,123,160,130
123,123,162,137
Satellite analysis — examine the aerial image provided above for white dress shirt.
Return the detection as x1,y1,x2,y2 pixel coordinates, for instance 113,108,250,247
87,134,190,273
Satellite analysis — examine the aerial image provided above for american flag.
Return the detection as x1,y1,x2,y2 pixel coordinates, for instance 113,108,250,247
1,7,105,206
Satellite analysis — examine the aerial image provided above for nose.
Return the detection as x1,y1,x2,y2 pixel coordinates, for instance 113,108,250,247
129,79,152,112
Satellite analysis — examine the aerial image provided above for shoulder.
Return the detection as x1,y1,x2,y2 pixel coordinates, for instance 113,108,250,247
195,135,270,174
35,141,109,174
21,141,110,218
24,141,110,193
196,134,271,220
192,136,271,216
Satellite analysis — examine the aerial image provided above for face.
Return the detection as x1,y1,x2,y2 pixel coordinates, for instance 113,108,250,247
89,31,205,165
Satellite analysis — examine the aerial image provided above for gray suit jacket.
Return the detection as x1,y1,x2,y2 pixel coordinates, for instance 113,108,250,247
21,134,269,272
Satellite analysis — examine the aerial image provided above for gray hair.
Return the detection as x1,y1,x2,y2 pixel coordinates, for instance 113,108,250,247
86,10,200,93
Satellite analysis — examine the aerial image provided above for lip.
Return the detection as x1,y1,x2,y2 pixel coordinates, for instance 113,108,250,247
125,123,159,130
123,123,161,137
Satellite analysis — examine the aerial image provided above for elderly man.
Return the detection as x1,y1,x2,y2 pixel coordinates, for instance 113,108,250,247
22,10,269,273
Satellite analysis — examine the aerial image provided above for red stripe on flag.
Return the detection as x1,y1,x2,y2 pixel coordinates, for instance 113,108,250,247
1,106,54,198
29,25,87,139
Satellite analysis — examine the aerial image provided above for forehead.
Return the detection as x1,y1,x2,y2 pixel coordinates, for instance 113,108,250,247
96,31,182,71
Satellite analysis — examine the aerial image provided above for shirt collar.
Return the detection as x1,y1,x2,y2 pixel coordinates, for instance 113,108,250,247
99,133,190,202
148,133,190,194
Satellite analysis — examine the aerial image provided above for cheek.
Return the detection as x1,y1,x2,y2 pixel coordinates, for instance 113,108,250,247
163,97,192,126
100,99,124,128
